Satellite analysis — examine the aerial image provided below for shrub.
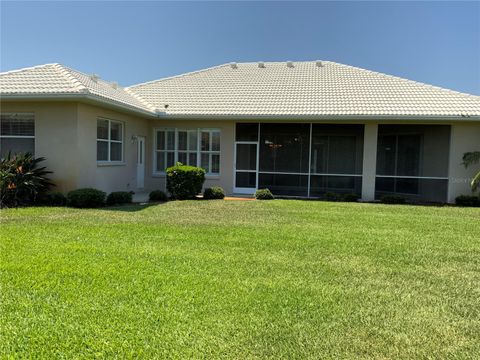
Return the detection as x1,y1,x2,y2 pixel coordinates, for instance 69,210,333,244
455,195,480,207
203,186,225,200
255,188,274,200
380,195,406,204
342,193,360,202
67,188,106,208
324,192,341,201
37,192,67,206
0,152,53,208
106,191,132,206
166,163,205,200
149,190,168,202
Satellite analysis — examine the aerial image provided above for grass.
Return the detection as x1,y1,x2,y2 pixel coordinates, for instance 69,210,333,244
1,200,479,359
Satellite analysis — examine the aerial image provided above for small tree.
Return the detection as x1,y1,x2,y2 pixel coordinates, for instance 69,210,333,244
462,151,480,192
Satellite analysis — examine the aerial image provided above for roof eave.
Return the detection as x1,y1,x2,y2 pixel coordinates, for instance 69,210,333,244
0,93,156,118
154,113,480,122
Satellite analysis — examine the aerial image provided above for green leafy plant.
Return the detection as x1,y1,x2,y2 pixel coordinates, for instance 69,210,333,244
36,191,67,206
462,151,480,192
380,195,406,204
203,186,225,200
67,188,106,208
106,191,133,206
0,152,53,208
255,188,274,200
324,192,341,201
149,190,168,202
342,193,359,202
166,163,206,200
455,195,480,207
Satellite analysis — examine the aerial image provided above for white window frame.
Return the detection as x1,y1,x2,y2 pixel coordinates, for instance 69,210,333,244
0,113,35,156
153,128,221,176
96,118,124,164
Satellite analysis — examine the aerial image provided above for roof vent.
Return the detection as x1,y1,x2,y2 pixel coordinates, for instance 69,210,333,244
316,60,323,67
90,74,99,82
286,61,294,68
258,62,265,68
230,62,238,69
111,82,118,89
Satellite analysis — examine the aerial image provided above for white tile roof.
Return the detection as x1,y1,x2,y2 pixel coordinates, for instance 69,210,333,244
127,61,480,119
0,63,154,114
2,61,479,120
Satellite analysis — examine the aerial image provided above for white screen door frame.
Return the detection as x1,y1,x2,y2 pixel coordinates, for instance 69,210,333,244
233,141,259,194
136,136,145,189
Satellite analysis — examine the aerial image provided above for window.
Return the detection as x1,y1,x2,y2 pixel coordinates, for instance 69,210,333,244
154,128,220,175
0,113,35,158
200,130,220,174
97,118,124,162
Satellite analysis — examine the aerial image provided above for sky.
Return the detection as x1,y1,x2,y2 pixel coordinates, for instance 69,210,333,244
1,1,479,94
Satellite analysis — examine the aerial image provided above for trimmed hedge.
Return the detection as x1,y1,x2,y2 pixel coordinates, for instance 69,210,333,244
149,190,168,202
325,192,341,202
342,193,360,202
255,188,274,200
106,191,132,206
455,195,480,207
380,195,406,204
67,188,106,208
166,164,205,200
37,192,67,206
203,186,225,200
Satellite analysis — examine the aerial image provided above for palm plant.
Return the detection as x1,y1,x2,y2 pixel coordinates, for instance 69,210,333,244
462,151,480,192
0,152,53,207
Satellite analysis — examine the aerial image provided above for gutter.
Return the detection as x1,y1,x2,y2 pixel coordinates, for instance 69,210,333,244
0,93,157,118
2,94,479,122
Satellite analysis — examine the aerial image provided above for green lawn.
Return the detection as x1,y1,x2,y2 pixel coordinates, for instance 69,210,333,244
1,200,479,359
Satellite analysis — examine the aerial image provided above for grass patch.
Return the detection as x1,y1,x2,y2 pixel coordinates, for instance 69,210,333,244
1,201,479,358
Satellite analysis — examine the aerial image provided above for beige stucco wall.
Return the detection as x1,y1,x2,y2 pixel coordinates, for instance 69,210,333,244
1,101,79,192
1,101,479,203
147,119,235,194
448,123,480,202
1,101,154,194
75,103,152,193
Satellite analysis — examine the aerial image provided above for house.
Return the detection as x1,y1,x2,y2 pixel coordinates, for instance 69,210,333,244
1,61,479,203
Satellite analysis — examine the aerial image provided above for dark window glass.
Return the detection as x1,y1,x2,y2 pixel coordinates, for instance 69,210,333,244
376,135,396,175
311,125,363,175
236,123,259,141
310,175,362,197
259,123,310,173
236,172,256,188
110,142,122,161
1,138,35,158
97,119,109,140
397,135,421,176
156,131,165,150
1,114,35,136
375,178,448,203
236,143,257,171
258,173,308,196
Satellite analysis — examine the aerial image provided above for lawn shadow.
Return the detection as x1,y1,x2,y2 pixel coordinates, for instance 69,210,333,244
101,202,167,212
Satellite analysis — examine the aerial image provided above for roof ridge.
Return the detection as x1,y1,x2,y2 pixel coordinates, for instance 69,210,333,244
325,60,480,99
53,64,89,93
0,63,60,76
127,63,230,89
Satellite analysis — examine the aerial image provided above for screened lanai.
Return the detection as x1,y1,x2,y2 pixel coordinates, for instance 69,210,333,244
234,123,451,202
234,123,364,197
